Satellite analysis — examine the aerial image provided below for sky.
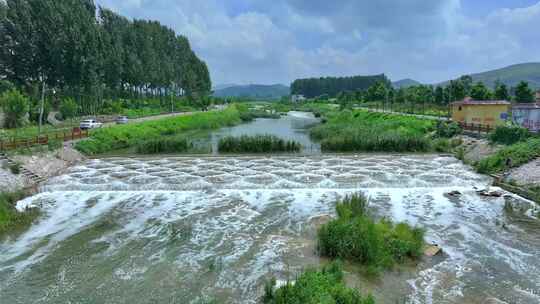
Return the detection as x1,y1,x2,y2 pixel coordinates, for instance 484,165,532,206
94,0,540,86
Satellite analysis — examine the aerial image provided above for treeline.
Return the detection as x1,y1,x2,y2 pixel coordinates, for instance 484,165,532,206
336,76,537,105
0,0,211,115
290,74,390,98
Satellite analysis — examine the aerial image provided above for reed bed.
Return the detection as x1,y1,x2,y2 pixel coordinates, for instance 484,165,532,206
218,134,301,153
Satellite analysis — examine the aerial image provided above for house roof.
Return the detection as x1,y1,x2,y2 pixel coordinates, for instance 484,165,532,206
513,103,540,109
451,97,510,106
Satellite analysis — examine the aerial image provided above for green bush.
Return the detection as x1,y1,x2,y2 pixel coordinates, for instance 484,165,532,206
435,121,462,138
136,137,191,154
0,191,40,235
488,125,531,145
218,135,301,153
1,89,30,128
476,138,540,174
311,111,434,152
317,194,424,273
263,261,375,304
59,98,79,120
75,106,243,155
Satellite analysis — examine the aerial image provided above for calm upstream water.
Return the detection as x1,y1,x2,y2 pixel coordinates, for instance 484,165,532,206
1,115,540,304
208,111,321,154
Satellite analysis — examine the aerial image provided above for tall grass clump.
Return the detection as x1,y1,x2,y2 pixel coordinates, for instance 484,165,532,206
218,135,301,153
311,111,434,152
476,138,540,174
488,125,531,145
135,137,191,154
317,194,424,274
76,106,243,155
0,191,40,235
263,261,375,304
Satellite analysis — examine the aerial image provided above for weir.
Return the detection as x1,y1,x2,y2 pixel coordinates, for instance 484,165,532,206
1,155,539,303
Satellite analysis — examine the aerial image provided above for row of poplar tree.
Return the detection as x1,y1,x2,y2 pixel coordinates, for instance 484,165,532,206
0,0,211,115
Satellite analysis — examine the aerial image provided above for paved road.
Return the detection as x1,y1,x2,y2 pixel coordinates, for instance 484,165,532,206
101,111,197,128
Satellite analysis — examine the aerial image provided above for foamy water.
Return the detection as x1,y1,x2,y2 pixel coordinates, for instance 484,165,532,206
1,155,539,303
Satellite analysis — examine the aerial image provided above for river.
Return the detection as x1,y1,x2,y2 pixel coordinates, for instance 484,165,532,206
1,114,539,304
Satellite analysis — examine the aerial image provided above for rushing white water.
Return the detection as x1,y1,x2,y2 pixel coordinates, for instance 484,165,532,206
1,155,539,303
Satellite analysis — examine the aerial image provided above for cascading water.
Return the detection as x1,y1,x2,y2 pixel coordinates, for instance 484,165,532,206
1,155,539,303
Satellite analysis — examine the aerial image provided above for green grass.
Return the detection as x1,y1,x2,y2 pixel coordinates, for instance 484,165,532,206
359,102,450,118
311,110,435,152
75,106,243,155
317,194,425,274
218,135,301,153
135,137,191,154
476,138,540,174
0,191,40,235
263,261,375,304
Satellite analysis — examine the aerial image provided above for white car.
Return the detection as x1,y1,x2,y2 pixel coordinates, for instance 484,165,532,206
79,119,103,130
116,116,129,125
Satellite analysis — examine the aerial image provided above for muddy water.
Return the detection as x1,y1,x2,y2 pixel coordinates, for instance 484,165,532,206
1,156,539,304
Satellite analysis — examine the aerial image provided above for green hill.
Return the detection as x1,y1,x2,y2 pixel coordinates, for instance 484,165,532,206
441,62,540,89
213,84,290,100
392,78,421,89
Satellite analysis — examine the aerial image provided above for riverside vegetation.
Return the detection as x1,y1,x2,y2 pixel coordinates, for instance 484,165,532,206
0,191,39,235
218,135,301,153
310,110,451,152
76,106,243,155
317,194,425,275
263,262,375,304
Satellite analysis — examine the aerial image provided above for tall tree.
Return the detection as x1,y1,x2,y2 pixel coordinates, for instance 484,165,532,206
514,81,535,103
493,81,510,101
470,82,492,100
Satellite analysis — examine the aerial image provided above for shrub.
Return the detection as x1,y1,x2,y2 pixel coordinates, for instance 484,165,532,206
476,138,540,174
263,261,375,304
435,121,462,138
317,194,424,273
1,89,30,128
136,137,191,154
59,98,79,120
218,135,301,153
488,125,531,145
0,191,40,234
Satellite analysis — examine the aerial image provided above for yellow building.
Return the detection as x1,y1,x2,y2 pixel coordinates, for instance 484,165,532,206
451,98,510,128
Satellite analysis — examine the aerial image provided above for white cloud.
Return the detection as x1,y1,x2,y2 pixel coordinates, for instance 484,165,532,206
94,0,540,85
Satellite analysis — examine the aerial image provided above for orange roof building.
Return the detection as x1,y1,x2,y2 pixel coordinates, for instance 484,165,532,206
451,97,510,127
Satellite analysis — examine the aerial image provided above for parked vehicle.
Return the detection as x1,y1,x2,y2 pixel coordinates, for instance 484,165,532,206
79,119,103,130
116,116,129,125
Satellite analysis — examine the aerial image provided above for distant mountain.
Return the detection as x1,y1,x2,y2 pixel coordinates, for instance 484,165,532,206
392,78,421,89
213,83,238,91
439,62,540,89
213,84,290,100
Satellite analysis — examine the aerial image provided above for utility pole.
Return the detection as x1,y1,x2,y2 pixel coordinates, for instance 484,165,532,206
38,80,46,137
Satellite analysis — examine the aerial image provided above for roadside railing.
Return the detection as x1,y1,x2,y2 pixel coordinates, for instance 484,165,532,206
0,128,89,151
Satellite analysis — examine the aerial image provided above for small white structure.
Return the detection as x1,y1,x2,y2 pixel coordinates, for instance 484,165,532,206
291,94,306,103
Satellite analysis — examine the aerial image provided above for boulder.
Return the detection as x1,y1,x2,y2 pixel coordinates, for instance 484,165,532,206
445,190,462,197
424,244,442,257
